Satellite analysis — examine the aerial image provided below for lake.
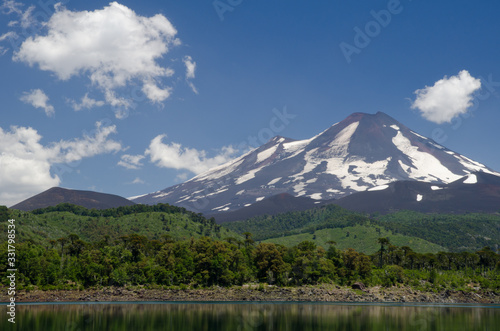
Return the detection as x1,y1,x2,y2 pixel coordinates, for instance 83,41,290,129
2,301,499,330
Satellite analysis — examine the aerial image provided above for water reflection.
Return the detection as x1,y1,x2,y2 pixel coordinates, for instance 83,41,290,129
1,302,498,331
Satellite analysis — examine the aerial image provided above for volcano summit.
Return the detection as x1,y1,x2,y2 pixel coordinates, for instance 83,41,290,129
133,112,499,213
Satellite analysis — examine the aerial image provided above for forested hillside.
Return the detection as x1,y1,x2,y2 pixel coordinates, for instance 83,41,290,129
0,204,240,244
224,205,500,253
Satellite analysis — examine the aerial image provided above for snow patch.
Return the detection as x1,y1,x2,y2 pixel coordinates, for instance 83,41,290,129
256,145,278,163
244,203,252,207
464,174,477,184
212,203,231,211
392,131,462,183
390,125,400,131
236,168,261,185
411,131,427,140
368,185,389,191
128,193,148,200
255,196,265,202
431,186,443,190
326,188,342,193
309,193,322,200
416,194,423,202
267,177,282,185
153,191,172,199
328,122,359,153
236,189,245,195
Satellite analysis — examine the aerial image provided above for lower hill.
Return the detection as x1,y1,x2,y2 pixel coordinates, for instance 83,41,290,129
1,203,241,244
10,187,135,211
263,225,446,254
224,204,500,253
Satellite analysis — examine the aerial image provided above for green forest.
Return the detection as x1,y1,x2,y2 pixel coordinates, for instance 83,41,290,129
225,205,500,252
1,203,499,292
1,233,499,291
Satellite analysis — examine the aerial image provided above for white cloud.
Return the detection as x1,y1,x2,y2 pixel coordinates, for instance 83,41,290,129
142,80,172,103
175,173,189,182
118,154,145,170
411,70,482,124
50,122,122,163
183,55,196,79
145,135,237,174
0,31,16,41
183,55,198,94
0,1,23,15
0,1,37,29
20,89,55,116
13,2,188,116
132,177,144,184
69,93,105,111
0,122,122,206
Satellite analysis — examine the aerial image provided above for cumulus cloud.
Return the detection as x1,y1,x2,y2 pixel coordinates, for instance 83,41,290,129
69,93,105,111
13,2,186,116
118,154,145,170
411,70,482,124
20,89,55,116
0,122,122,206
145,135,237,174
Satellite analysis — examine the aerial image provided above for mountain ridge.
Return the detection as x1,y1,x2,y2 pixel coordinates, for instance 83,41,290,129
132,112,500,214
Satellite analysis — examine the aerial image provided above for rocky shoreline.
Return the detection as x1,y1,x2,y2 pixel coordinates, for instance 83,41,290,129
2,285,499,304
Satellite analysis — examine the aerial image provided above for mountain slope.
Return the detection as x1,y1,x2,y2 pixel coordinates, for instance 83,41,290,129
11,187,135,211
210,193,333,223
333,171,500,214
133,112,499,214
3,204,241,244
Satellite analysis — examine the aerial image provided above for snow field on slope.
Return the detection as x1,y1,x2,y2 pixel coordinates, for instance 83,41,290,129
392,131,461,183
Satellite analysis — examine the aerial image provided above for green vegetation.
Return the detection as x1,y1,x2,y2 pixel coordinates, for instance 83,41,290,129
225,205,500,253
0,203,240,244
1,203,499,293
1,233,498,291
376,211,500,252
264,225,445,254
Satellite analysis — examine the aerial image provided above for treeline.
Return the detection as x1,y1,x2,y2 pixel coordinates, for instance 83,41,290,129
377,211,500,252
1,234,499,291
225,205,500,252
31,203,213,223
1,203,230,244
225,205,369,241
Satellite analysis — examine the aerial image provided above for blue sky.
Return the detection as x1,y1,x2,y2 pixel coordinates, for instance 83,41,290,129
0,0,499,206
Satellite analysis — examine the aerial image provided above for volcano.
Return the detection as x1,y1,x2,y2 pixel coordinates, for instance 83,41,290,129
132,112,499,214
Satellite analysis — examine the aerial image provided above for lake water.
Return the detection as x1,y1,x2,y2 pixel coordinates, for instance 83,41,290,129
2,301,499,330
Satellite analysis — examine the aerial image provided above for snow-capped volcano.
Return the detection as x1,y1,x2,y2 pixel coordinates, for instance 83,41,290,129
132,112,499,213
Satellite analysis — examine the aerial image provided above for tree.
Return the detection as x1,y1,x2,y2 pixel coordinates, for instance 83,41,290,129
377,237,390,268
253,243,287,284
